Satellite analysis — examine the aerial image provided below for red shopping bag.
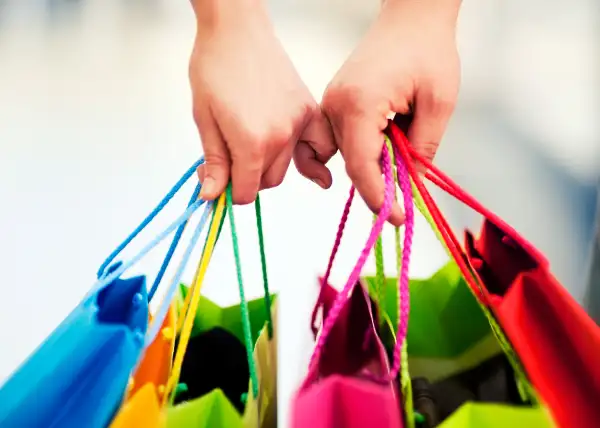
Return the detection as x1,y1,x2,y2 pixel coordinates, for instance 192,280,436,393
388,119,600,428
292,144,407,428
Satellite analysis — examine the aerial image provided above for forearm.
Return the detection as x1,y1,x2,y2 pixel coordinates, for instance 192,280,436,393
191,0,268,32
382,0,462,30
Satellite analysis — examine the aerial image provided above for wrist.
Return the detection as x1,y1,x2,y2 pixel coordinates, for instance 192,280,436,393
382,0,461,28
191,0,269,33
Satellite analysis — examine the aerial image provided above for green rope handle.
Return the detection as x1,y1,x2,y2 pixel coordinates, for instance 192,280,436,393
226,184,259,399
374,235,385,316
205,193,272,335
255,194,274,339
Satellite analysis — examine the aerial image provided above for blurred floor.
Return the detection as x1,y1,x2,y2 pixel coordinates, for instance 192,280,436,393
0,0,598,426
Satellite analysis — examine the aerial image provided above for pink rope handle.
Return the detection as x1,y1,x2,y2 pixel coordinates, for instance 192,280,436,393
344,142,415,384
310,187,356,335
386,142,414,382
309,143,395,369
323,186,356,285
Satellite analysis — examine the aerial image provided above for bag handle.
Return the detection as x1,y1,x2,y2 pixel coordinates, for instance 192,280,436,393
375,136,415,427
389,121,541,402
309,143,416,385
88,186,206,298
309,186,356,335
97,158,204,301
418,153,547,267
164,193,226,405
143,199,214,348
373,138,402,316
165,186,273,404
387,120,547,303
385,139,415,383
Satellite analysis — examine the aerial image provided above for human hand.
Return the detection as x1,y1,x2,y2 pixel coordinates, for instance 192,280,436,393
190,0,336,204
321,0,461,225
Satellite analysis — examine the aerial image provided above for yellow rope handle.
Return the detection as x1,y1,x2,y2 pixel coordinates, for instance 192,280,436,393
162,194,226,405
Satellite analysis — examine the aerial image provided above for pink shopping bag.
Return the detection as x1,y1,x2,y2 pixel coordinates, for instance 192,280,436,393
292,142,413,428
293,278,402,428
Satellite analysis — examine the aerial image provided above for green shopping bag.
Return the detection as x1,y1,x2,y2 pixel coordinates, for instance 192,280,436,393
362,136,554,428
167,389,243,428
242,300,278,428
165,188,277,428
439,403,552,427
178,287,275,349
171,290,277,428
365,263,554,427
365,263,500,382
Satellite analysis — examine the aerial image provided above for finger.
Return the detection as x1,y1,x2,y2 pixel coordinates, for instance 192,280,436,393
293,111,337,189
408,86,456,175
230,144,263,205
337,117,404,226
293,142,332,189
261,143,294,190
194,106,230,201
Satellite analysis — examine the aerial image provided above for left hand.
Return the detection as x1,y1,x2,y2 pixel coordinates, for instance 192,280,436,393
319,0,461,225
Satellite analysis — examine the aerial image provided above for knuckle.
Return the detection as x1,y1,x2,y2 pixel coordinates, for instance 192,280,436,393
297,100,317,123
418,141,440,162
246,125,291,153
424,89,457,115
262,172,285,189
203,151,228,167
232,190,257,206
344,158,363,183
242,141,266,165
322,82,363,118
268,125,293,148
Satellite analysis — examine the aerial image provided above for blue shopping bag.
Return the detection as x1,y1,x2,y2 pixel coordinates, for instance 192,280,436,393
0,158,209,428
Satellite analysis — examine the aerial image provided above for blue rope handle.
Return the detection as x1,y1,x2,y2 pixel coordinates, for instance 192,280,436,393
144,199,213,347
87,189,205,298
97,158,204,279
147,185,201,301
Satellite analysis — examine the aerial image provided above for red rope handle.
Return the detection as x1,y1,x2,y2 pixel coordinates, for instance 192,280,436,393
387,122,483,303
387,120,550,305
415,152,548,267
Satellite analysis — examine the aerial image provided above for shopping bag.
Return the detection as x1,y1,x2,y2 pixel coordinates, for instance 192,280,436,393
0,158,211,428
109,189,226,428
110,383,165,428
364,262,502,382
0,274,149,428
171,293,277,426
360,143,552,427
177,288,274,355
439,403,552,428
464,219,600,427
126,301,177,399
293,143,403,428
243,299,278,428
366,260,554,427
165,298,278,428
161,186,277,428
388,120,600,428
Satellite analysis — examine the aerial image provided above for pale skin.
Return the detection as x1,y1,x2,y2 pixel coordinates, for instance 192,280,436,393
191,0,461,225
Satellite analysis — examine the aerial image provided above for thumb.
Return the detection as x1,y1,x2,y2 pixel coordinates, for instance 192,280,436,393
194,109,230,201
293,111,337,189
408,87,456,175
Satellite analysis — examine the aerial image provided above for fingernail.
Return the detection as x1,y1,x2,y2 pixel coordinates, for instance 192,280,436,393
200,177,215,199
311,178,326,189
390,205,406,227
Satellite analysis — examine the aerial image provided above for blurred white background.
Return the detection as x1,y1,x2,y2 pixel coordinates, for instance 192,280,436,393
0,0,598,426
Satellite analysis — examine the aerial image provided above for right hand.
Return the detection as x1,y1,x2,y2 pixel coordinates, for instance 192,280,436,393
190,0,336,204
